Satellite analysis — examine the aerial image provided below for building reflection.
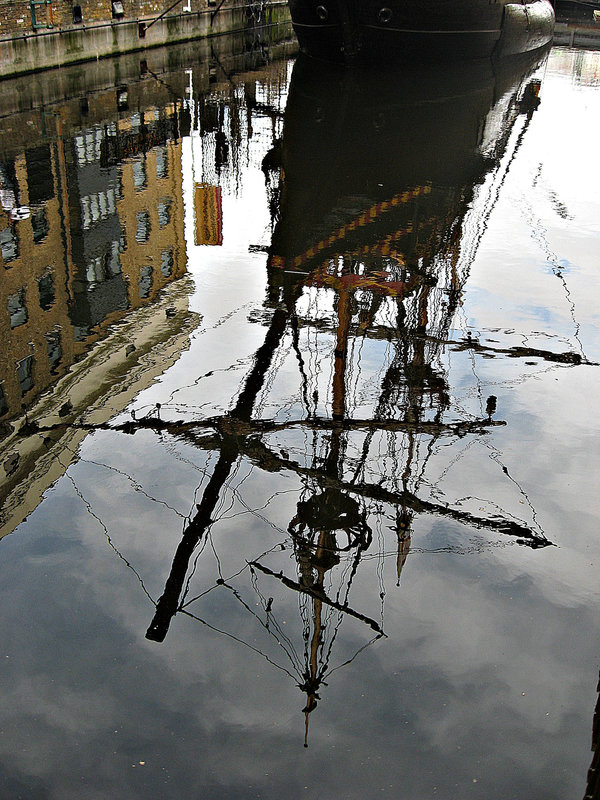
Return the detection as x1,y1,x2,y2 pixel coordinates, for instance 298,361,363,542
0,96,188,424
0,68,202,543
68,109,188,341
0,25,296,431
145,48,553,739
0,35,299,539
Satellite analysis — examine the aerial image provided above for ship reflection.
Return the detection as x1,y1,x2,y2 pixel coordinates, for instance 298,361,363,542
146,48,553,740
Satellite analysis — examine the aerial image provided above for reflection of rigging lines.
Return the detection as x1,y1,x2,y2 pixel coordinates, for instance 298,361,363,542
49,258,552,742
177,548,385,749
172,499,385,692
36,411,546,546
518,195,586,360
47,146,554,732
245,0,266,22
456,86,538,279
134,404,547,729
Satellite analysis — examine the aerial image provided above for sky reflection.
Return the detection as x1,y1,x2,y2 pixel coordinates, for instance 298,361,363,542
0,33,599,800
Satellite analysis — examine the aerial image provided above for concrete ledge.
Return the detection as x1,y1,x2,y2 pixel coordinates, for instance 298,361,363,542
554,20,600,48
0,1,291,78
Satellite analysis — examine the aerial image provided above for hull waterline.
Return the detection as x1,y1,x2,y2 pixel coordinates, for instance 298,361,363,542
287,0,555,62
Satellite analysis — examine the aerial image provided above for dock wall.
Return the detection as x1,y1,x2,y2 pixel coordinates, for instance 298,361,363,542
553,20,600,48
0,0,290,78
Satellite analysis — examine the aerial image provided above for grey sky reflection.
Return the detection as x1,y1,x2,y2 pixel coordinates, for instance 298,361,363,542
0,485,596,799
0,37,600,800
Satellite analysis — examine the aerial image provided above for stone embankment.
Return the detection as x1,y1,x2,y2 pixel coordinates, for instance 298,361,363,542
0,0,289,77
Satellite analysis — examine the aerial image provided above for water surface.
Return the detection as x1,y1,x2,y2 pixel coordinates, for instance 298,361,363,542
1,30,600,800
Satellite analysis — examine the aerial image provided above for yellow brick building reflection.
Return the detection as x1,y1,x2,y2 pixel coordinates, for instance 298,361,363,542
0,100,187,423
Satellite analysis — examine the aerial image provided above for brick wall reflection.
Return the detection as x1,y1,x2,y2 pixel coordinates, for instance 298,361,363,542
0,98,187,423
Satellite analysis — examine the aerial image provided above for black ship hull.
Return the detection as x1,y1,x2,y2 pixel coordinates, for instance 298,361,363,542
287,0,555,62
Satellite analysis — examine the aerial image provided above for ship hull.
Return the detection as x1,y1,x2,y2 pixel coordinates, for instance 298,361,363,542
287,0,554,62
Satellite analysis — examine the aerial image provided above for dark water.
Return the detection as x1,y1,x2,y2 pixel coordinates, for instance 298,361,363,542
1,27,600,800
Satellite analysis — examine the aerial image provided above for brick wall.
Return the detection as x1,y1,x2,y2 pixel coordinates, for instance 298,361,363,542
0,0,233,38
0,2,36,36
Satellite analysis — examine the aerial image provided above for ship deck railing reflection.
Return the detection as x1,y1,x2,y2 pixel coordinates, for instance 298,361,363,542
269,184,432,271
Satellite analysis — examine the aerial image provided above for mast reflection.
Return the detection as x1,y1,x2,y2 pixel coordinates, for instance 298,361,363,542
147,48,553,738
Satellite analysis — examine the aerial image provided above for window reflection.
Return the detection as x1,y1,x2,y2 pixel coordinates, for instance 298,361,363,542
38,272,55,311
74,127,105,167
8,289,27,328
129,112,141,132
158,198,171,227
133,159,146,191
45,330,62,374
25,145,54,205
160,249,173,277
136,211,150,243
0,162,17,210
85,240,122,286
31,207,50,243
16,355,34,395
1,227,18,263
73,325,89,342
80,186,117,230
139,265,153,298
155,146,168,179
107,239,122,274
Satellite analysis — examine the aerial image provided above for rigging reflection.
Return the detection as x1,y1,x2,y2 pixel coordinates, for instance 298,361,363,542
146,48,553,738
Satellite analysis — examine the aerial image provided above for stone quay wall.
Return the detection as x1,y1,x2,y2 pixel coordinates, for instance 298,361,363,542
0,0,291,78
